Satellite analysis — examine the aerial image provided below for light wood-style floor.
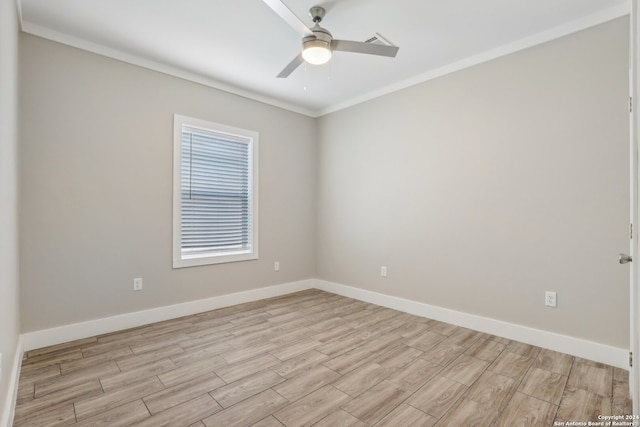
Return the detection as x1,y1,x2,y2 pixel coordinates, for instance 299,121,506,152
14,289,631,426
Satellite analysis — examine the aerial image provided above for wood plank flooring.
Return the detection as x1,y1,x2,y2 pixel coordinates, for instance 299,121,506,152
13,289,631,426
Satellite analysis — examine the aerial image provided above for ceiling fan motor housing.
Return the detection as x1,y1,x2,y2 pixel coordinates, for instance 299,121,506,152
304,26,332,45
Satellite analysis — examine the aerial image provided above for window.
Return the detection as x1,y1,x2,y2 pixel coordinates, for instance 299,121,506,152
173,115,258,268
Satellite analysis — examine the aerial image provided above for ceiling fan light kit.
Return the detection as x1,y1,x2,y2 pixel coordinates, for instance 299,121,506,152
302,39,332,65
262,0,399,78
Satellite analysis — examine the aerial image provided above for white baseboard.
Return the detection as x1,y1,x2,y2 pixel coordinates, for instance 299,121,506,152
1,336,23,427
18,277,628,370
314,279,629,370
21,279,314,352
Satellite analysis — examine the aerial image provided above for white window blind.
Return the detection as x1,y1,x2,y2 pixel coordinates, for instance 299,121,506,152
173,115,258,268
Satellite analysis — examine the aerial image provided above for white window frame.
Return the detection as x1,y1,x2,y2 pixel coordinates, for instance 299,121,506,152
173,114,259,268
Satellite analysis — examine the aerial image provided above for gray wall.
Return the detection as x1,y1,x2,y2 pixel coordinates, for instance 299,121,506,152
19,34,317,332
0,0,20,419
317,18,630,348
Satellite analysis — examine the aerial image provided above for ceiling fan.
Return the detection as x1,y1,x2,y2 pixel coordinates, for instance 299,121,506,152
262,0,400,78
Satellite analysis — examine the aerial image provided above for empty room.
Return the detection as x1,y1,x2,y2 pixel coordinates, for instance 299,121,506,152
1,0,639,425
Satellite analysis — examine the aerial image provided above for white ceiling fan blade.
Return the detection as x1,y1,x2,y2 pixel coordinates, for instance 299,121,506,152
277,53,304,78
262,0,313,37
332,40,399,58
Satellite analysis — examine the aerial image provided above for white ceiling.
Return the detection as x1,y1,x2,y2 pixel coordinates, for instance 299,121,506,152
18,0,630,117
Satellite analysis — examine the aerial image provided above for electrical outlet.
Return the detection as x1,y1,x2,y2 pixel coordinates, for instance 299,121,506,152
133,277,143,291
381,266,387,278
545,291,557,307
274,261,280,272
